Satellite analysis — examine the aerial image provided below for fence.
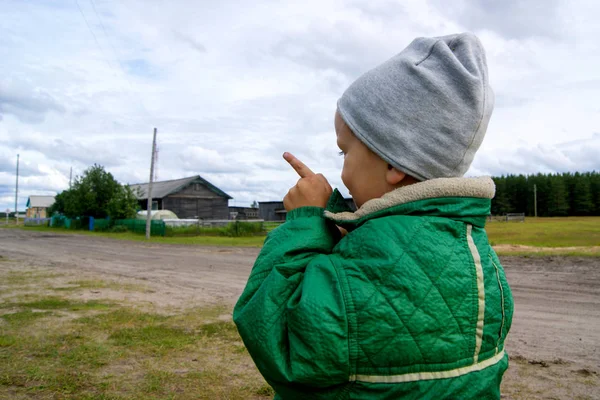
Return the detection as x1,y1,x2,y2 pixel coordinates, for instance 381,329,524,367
50,215,83,229
90,217,111,232
487,213,526,223
31,215,271,237
164,220,266,237
163,219,201,227
505,213,525,222
24,218,51,226
115,219,166,236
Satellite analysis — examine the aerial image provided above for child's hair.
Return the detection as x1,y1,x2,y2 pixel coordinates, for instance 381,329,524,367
337,32,494,181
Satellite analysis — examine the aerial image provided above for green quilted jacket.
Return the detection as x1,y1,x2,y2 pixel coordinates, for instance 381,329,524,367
234,177,513,399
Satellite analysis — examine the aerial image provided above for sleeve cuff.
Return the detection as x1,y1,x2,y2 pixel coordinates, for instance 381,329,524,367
286,206,326,221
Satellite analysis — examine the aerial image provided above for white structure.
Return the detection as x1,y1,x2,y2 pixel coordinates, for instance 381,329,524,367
136,210,178,220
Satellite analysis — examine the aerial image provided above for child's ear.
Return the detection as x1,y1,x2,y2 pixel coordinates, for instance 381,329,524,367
386,165,406,186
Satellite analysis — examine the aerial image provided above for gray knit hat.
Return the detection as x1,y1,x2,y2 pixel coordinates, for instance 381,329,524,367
337,32,494,181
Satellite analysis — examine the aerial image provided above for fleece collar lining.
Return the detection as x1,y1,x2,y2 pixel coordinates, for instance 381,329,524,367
325,177,495,222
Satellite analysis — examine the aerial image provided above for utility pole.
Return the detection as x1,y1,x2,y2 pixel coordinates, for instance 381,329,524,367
69,167,73,189
145,128,157,239
534,184,538,218
15,154,19,225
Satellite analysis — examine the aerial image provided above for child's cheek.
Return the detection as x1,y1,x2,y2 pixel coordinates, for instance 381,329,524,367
341,165,351,192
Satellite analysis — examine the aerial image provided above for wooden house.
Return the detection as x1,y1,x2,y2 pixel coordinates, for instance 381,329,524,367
129,176,232,220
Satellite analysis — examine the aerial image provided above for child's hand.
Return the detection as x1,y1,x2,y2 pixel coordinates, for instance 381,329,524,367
283,152,333,211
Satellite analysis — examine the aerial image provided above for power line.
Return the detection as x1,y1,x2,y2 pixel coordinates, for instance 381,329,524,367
85,0,152,118
88,0,119,59
74,0,114,71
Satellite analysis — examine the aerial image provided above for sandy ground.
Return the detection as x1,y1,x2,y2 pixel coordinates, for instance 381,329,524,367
1,229,599,399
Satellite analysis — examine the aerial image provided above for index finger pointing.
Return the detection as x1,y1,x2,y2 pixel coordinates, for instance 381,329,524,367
283,152,315,178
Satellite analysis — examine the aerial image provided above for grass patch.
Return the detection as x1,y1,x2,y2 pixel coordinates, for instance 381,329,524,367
486,216,600,248
53,279,150,293
76,309,168,328
109,325,195,350
1,310,53,324
65,280,113,289
4,270,63,285
0,335,18,347
0,295,272,399
493,249,600,257
5,225,266,247
198,320,239,339
4,297,112,311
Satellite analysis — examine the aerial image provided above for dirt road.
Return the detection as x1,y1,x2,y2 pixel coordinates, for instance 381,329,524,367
1,229,599,399
0,229,260,307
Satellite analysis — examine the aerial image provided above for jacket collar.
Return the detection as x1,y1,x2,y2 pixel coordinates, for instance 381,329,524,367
325,176,495,225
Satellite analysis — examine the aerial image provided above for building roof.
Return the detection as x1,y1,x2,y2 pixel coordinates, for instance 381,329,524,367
129,176,232,200
26,195,55,208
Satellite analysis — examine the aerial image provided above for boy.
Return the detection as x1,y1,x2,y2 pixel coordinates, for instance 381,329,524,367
234,32,513,399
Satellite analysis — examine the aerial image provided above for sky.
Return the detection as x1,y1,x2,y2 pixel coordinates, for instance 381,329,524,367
1,0,599,211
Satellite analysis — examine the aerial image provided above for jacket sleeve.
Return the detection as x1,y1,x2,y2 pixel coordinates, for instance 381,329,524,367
233,206,350,390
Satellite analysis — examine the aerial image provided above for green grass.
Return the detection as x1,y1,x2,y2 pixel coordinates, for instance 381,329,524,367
52,279,150,293
0,266,270,399
4,270,63,285
0,297,272,399
1,310,53,324
487,216,600,247
5,216,599,255
2,225,266,247
1,297,112,311
109,325,195,350
494,250,599,258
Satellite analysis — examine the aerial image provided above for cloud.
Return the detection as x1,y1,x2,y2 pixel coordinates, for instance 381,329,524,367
0,79,65,123
3,133,128,169
123,59,162,79
180,146,240,173
0,154,40,178
171,30,207,54
430,0,566,39
471,133,600,176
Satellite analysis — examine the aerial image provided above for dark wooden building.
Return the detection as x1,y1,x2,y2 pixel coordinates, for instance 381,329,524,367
229,206,260,220
259,198,357,221
130,176,232,219
258,201,287,221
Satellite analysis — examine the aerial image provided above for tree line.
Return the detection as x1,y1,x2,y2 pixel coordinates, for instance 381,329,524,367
46,165,599,219
491,171,600,217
